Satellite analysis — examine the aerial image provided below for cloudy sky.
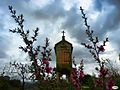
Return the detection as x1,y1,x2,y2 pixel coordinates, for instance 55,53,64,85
0,0,120,74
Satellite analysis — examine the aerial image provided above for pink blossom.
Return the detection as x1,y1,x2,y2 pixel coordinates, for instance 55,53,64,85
105,78,115,90
79,71,84,80
42,59,49,65
99,67,108,77
45,67,52,74
98,45,105,52
34,52,38,56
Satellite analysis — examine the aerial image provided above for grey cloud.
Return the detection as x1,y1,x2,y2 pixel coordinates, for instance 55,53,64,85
109,29,120,51
0,35,9,58
94,0,120,31
29,0,89,56
0,0,30,16
102,10,120,31
94,0,103,11
0,23,4,31
73,47,96,64
94,0,120,11
32,0,66,21
21,0,88,44
62,7,80,28
93,0,120,51
61,7,87,43
106,0,120,7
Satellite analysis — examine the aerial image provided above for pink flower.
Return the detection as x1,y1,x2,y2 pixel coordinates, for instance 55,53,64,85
105,78,115,90
79,71,84,80
71,71,80,89
95,80,99,87
99,67,108,77
34,52,38,56
98,45,105,52
45,67,52,74
42,59,49,65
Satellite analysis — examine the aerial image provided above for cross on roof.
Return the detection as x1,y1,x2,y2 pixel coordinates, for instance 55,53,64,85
119,54,120,60
62,31,65,36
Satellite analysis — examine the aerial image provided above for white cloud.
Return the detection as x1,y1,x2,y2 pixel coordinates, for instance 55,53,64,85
89,11,100,22
76,0,93,10
61,0,94,11
28,0,54,9
62,0,76,11
0,8,4,15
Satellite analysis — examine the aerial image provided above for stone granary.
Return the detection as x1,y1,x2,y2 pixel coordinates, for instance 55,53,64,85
54,31,73,81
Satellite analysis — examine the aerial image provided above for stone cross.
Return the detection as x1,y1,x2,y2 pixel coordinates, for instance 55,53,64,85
62,31,65,36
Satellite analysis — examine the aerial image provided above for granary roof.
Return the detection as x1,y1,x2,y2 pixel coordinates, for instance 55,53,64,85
54,31,73,53
54,36,72,47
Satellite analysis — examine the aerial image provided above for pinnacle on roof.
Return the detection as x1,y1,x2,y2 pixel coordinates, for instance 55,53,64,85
62,30,65,40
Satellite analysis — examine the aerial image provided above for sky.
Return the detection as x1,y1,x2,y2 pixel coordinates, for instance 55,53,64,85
0,0,120,74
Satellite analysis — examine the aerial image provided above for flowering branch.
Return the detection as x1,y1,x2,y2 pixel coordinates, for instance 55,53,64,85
71,57,85,89
80,6,115,90
80,7,108,67
8,6,54,80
